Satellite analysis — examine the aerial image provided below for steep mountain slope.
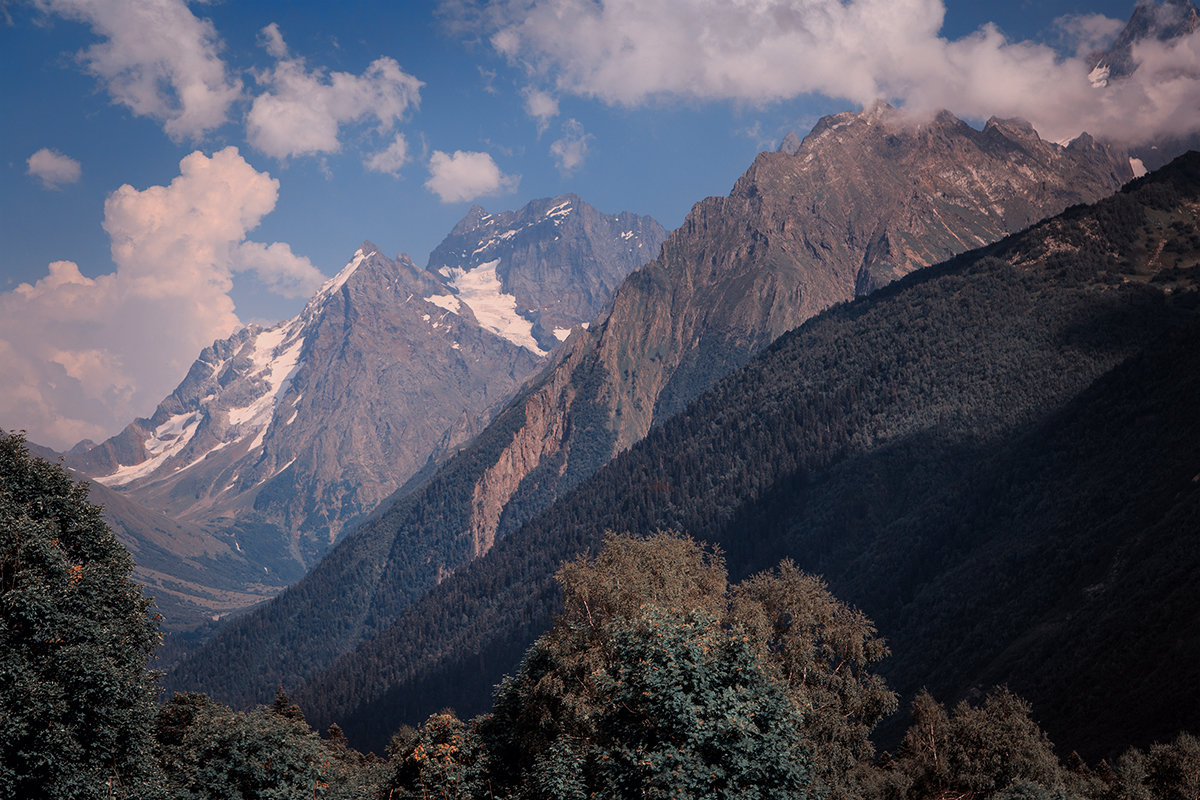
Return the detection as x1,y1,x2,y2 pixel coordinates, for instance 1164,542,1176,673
66,196,663,625
69,245,543,574
168,106,1134,709
297,152,1200,757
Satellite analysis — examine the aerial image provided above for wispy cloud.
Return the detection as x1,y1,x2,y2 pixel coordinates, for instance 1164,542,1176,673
365,133,411,176
35,0,241,139
27,148,81,189
523,87,559,134
0,147,322,449
425,149,519,202
550,118,591,174
450,0,1200,146
246,24,423,160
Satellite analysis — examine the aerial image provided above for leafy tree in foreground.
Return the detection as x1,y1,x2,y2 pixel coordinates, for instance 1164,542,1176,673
387,531,894,799
0,432,161,799
155,691,330,800
885,688,1071,800
1105,733,1200,800
734,560,898,797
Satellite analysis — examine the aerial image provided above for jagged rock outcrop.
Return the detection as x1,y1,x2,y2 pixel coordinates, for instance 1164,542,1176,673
427,194,666,353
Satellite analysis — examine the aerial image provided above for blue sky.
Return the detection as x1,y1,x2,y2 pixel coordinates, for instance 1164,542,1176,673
1,0,1192,449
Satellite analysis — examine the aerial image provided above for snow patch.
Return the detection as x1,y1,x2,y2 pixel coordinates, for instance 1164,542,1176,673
97,411,202,486
546,200,572,219
1088,64,1110,89
553,327,573,341
224,324,306,452
444,259,546,355
620,230,634,240
1130,157,1148,178
426,293,462,314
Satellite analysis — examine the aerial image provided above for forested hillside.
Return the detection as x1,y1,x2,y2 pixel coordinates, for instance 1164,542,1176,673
297,153,1200,758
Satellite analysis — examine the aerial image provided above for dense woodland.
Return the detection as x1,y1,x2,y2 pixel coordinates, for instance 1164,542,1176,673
273,155,1200,759
3,444,1200,800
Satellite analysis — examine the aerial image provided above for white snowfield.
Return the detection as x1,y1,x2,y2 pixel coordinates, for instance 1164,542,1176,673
96,411,203,486
435,260,547,356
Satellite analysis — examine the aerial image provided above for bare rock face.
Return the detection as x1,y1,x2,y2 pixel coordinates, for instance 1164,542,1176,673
67,196,665,600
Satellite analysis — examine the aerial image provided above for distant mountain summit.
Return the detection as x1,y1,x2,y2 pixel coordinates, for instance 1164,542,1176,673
1088,0,1200,169
67,196,665,622
427,194,666,354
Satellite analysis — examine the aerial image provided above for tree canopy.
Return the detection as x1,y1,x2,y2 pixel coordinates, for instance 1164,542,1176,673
0,432,161,799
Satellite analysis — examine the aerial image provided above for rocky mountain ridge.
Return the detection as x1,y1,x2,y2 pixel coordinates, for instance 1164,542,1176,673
168,105,1136,709
450,103,1136,560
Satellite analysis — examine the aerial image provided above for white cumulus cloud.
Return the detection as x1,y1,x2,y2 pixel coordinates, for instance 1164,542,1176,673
1054,13,1125,59
365,134,411,176
550,118,591,174
247,24,423,160
35,0,241,140
0,147,324,450
454,0,1200,147
425,150,519,203
27,148,82,189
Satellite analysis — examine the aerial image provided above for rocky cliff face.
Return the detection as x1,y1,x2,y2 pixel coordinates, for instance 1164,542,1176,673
68,196,665,593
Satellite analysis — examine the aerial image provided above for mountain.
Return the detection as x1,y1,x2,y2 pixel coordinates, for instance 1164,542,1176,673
296,152,1200,757
167,105,1135,711
24,441,274,647
426,193,666,354
67,196,665,624
1090,0,1200,170
1089,0,1200,88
